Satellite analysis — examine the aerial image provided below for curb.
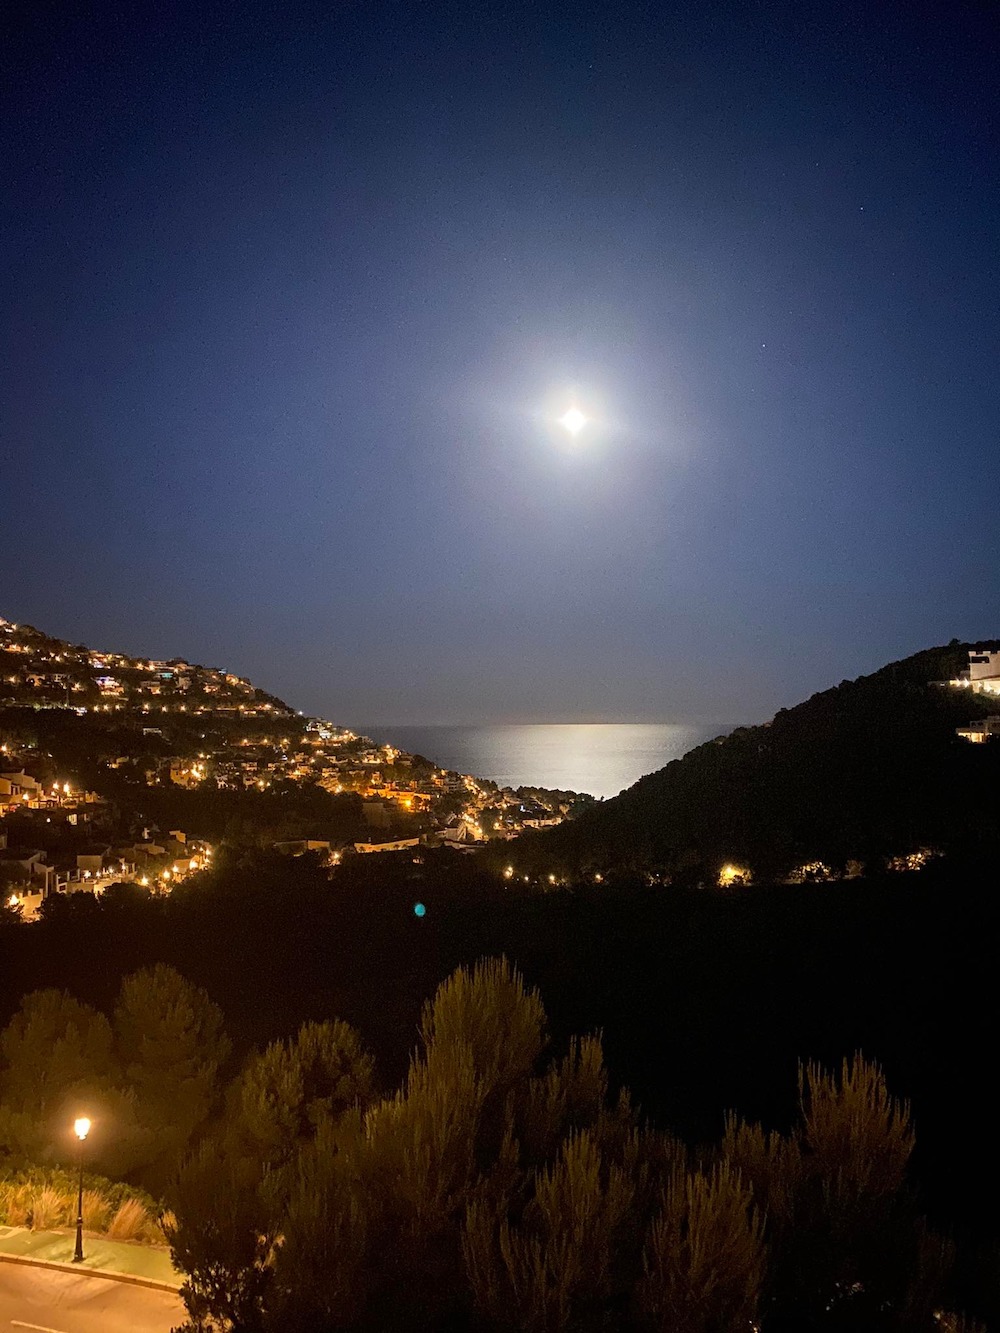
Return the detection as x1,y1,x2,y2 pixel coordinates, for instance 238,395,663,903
0,1249,182,1293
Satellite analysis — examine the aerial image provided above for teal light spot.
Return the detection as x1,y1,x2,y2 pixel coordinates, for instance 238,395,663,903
413,902,426,917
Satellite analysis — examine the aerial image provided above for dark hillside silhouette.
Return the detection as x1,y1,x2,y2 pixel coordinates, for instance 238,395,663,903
498,643,1000,880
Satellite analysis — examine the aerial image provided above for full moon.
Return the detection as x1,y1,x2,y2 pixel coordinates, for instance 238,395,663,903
559,407,588,436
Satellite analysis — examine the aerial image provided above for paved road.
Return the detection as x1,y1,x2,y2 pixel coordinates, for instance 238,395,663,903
0,1264,185,1333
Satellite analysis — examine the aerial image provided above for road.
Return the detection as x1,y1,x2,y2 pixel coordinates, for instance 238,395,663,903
0,1264,185,1333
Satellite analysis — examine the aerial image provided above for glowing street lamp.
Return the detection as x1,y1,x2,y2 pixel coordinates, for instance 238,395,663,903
72,1117,91,1263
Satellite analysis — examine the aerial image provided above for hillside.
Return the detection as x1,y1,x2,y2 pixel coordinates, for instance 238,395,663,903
496,641,1000,883
0,615,294,717
0,615,585,882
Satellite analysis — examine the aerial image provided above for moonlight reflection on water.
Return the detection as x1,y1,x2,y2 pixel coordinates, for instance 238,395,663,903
351,723,733,800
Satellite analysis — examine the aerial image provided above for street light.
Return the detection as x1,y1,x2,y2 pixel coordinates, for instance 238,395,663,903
72,1117,91,1262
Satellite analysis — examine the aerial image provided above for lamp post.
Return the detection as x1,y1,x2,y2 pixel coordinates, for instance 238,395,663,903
72,1117,91,1262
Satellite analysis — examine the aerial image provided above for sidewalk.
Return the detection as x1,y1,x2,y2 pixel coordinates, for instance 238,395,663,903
0,1224,181,1287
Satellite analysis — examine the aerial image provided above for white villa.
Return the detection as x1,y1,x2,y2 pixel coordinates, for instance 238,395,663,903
952,648,1000,742
967,649,1000,695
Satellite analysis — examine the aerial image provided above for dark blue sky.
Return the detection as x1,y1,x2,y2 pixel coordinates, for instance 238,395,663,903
3,1,997,724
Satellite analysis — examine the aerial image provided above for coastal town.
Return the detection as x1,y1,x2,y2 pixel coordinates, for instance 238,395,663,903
0,616,591,917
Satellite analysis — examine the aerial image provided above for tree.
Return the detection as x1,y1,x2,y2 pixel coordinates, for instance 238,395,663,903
98,881,155,913
638,1161,765,1333
419,956,546,1104
718,1055,950,1331
164,1137,276,1333
0,989,124,1168
170,1022,375,1333
0,897,23,929
283,959,549,1330
114,965,230,1178
231,1019,374,1171
157,968,961,1333
464,1130,636,1333
266,1114,372,1332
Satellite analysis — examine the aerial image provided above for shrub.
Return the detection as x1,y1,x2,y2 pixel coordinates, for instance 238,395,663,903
81,1188,112,1231
464,1129,636,1332
637,1161,765,1333
107,1197,150,1240
0,1180,31,1226
29,1185,68,1231
718,1111,802,1236
937,1316,988,1333
799,1053,915,1212
420,956,546,1101
148,1206,177,1245
0,1167,159,1236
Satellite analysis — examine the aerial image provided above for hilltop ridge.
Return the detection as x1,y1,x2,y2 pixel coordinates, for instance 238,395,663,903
0,615,294,718
495,640,1000,884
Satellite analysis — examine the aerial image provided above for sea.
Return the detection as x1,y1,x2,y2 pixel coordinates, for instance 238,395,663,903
351,723,736,801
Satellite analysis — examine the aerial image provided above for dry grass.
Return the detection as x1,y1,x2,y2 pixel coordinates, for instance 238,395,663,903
29,1186,68,1231
81,1189,112,1232
2,1172,162,1245
107,1198,150,1241
0,1181,32,1227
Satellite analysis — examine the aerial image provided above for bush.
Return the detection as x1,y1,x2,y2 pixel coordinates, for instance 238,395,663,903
81,1188,111,1231
107,1197,150,1240
150,1206,177,1245
0,1179,31,1226
638,1161,765,1333
464,1129,636,1332
27,1185,68,1231
0,1167,163,1243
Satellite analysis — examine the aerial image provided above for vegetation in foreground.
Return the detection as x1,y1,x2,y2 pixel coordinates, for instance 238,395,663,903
0,952,987,1331
0,1166,166,1243
163,959,973,1332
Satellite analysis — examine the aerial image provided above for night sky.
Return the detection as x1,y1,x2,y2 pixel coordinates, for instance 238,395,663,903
4,1,997,724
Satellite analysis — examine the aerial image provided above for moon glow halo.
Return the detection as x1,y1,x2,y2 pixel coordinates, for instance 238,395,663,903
558,407,588,437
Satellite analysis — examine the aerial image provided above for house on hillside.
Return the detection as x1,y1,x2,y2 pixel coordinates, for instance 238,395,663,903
274,839,333,857
0,772,42,810
966,649,1000,696
956,717,1000,743
353,837,421,854
76,844,112,875
436,821,484,846
362,801,393,829
0,848,56,892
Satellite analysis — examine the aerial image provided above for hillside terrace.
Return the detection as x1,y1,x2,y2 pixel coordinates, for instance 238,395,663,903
1,619,589,896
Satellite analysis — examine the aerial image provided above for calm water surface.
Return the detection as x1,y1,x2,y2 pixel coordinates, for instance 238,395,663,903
353,723,734,800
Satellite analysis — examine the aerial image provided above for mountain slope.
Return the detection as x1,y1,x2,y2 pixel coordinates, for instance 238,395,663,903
0,615,293,716
498,642,1000,882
